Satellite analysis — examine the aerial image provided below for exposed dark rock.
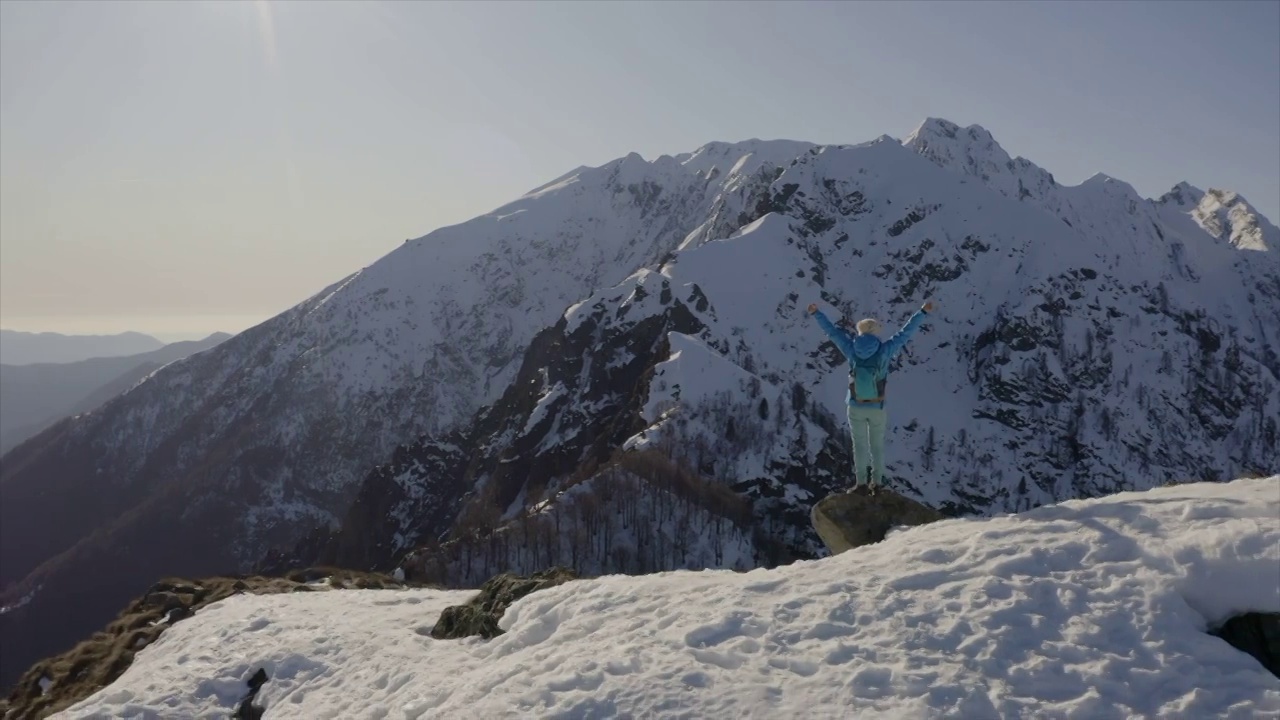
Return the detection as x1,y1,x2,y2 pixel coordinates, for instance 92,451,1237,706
232,667,269,720
887,207,929,237
1209,612,1280,678
430,568,578,640
810,489,948,554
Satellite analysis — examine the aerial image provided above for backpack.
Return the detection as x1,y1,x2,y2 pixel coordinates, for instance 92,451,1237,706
849,346,889,401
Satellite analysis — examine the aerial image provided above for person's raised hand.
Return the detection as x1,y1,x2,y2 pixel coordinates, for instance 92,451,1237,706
807,303,818,315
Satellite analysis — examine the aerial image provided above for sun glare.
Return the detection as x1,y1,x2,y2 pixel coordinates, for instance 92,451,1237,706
254,0,278,72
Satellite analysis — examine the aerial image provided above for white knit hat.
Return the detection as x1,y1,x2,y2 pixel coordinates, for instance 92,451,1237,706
856,318,882,336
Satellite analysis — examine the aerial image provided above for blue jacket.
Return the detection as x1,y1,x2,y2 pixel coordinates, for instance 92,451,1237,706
813,308,928,408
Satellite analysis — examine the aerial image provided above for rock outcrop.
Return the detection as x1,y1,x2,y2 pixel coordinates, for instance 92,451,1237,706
1210,612,1280,679
429,568,578,640
232,667,270,720
810,489,949,554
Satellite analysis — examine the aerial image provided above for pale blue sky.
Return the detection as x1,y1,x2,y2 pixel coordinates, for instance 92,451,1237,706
2,0,1277,340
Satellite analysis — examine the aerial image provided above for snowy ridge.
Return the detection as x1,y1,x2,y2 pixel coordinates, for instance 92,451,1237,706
673,139,817,179
62,477,1280,719
903,118,1278,258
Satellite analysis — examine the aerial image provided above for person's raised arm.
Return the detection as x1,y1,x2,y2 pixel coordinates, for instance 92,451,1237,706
883,300,934,359
809,303,857,359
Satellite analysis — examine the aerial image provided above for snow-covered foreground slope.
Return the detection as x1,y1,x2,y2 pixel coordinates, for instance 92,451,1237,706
64,477,1280,719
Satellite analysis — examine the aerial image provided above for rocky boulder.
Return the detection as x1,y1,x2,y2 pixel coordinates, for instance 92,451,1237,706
429,567,578,640
1210,612,1280,678
810,489,948,555
233,667,270,720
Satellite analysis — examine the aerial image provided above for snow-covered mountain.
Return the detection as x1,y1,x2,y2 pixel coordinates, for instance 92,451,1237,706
279,123,1280,585
3,119,1278,690
57,477,1280,719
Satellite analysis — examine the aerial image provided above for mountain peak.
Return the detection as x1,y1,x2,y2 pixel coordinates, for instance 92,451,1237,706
1080,172,1141,198
904,117,999,148
1196,188,1276,252
1158,181,1206,208
907,117,959,140
901,117,1046,202
902,117,1014,177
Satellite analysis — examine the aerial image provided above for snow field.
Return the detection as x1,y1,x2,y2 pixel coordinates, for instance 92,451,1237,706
62,477,1280,719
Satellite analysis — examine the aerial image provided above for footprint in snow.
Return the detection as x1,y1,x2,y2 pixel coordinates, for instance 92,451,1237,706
768,657,820,677
682,671,712,688
743,578,787,593
684,611,767,649
850,666,894,699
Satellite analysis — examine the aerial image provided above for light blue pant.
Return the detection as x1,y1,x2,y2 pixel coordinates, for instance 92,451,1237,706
846,404,887,486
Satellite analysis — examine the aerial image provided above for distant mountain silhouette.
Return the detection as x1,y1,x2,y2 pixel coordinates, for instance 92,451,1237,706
0,330,164,365
0,334,231,455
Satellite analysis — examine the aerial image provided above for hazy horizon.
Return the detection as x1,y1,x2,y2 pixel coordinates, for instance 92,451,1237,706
0,315,259,343
2,0,1277,340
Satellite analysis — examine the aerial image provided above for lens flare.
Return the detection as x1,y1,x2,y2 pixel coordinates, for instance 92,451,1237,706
254,0,278,72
